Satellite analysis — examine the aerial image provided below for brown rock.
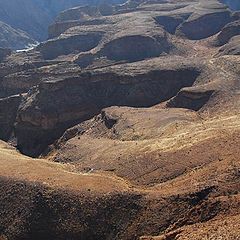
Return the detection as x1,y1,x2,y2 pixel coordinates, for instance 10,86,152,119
176,1,232,39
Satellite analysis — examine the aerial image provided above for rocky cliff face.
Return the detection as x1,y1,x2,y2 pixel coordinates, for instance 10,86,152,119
15,61,200,156
0,0,240,239
1,0,239,156
0,95,21,141
176,2,232,40
215,20,240,46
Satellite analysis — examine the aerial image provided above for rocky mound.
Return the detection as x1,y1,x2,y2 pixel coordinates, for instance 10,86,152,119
40,10,174,64
215,20,240,46
218,35,240,55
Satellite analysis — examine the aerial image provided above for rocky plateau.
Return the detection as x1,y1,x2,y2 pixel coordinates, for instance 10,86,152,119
0,0,239,239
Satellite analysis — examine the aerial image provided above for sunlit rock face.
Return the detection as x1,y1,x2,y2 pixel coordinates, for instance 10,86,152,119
0,1,240,240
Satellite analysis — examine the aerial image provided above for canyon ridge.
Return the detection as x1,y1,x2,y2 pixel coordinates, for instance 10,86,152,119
0,0,239,239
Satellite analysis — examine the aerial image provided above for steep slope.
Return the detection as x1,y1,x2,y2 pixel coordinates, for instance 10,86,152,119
217,35,240,56
0,116,239,239
0,0,239,239
214,20,240,46
0,21,36,50
1,0,239,156
15,58,200,156
50,54,240,185
175,1,232,40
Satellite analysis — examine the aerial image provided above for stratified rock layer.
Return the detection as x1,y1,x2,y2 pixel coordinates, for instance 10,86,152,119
0,0,240,239
15,59,200,156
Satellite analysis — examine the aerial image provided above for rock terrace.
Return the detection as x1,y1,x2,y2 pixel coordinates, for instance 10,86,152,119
0,0,239,239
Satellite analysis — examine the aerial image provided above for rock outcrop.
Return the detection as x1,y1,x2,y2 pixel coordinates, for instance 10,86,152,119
218,35,240,55
176,1,232,40
0,1,240,239
0,51,62,98
37,32,103,60
15,59,200,156
154,13,190,34
215,20,240,46
1,62,81,96
0,95,21,141
166,86,215,111
43,11,174,64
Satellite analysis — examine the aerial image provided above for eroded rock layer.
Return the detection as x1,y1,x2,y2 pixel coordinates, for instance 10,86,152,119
0,0,240,239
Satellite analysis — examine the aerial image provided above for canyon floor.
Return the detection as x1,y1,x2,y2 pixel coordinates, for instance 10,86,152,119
0,0,239,239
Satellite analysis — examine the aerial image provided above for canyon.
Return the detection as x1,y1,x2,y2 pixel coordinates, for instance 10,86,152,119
0,0,124,49
0,0,239,239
